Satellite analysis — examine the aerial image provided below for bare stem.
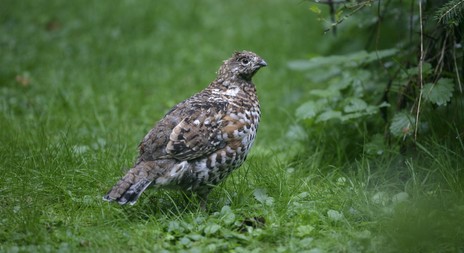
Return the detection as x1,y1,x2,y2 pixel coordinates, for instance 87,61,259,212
415,0,424,141
453,43,463,92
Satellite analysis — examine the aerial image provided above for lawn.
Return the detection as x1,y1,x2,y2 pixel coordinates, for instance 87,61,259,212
1,0,464,252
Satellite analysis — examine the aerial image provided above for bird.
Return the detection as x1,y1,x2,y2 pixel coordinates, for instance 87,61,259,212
103,51,267,209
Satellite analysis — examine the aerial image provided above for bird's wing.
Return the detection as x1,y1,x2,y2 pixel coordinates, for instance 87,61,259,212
165,101,229,161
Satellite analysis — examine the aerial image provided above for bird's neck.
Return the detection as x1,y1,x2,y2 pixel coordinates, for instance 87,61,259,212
207,77,256,99
212,75,253,89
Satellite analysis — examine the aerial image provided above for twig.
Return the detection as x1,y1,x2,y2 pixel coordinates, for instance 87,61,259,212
453,42,463,92
323,1,371,33
436,0,464,24
314,0,348,4
328,0,337,35
415,0,424,141
433,33,448,80
409,0,415,47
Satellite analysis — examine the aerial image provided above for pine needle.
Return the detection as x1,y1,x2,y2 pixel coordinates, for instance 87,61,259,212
435,0,464,25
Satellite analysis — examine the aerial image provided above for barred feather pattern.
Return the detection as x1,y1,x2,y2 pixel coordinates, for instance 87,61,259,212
103,51,267,208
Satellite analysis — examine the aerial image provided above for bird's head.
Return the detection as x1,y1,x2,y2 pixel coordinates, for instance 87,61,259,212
218,51,267,81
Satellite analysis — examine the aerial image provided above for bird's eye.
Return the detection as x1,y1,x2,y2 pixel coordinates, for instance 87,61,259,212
241,58,250,65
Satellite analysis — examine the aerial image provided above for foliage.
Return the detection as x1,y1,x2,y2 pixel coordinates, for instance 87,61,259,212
289,49,396,124
290,0,464,161
435,0,464,26
422,78,455,106
389,111,415,138
2,0,464,252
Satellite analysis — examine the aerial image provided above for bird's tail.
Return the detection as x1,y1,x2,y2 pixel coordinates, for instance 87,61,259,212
103,161,162,205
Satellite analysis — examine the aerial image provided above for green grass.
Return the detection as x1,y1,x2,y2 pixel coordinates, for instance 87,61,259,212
2,1,464,252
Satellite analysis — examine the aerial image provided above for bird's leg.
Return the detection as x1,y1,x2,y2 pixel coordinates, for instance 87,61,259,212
199,197,208,211
197,190,210,211
180,190,195,207
180,190,207,210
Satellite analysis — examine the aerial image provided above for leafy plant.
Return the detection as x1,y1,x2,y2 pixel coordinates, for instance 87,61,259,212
289,49,396,125
435,0,464,26
291,0,463,159
422,78,455,106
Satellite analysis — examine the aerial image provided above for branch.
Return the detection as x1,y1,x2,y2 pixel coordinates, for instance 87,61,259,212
453,42,463,92
322,2,370,33
415,0,424,141
436,0,464,24
313,0,348,4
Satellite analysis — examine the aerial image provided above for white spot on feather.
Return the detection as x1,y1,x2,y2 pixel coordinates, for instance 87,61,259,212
169,161,188,177
229,113,239,120
210,153,217,167
225,87,240,96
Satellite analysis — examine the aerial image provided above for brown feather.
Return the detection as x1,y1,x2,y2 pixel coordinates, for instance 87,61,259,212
103,51,267,208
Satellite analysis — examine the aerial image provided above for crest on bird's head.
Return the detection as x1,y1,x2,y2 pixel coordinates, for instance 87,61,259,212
218,51,267,81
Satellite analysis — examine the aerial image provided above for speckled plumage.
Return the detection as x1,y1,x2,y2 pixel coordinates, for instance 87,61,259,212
103,51,267,208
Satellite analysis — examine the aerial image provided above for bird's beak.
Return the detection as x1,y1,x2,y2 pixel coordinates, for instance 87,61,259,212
258,59,268,67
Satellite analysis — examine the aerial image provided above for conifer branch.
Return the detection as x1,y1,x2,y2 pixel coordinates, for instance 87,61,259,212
435,0,464,25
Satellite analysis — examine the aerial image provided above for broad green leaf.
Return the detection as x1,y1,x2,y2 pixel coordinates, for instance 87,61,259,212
253,188,274,206
342,104,381,122
327,210,343,221
179,237,192,246
296,225,315,237
336,177,347,186
406,63,432,77
306,67,342,82
204,223,221,235
366,105,379,114
168,221,184,233
390,112,415,137
341,112,363,121
310,88,340,98
344,97,368,113
285,124,307,141
355,230,372,239
392,192,409,204
220,206,236,225
317,110,342,122
296,101,320,120
362,49,398,63
287,60,321,71
372,191,389,205
72,145,89,154
330,76,353,90
253,188,268,203
379,101,390,108
422,78,454,106
309,5,321,14
364,134,386,155
299,237,315,247
287,49,397,71
335,10,344,21
187,234,203,241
